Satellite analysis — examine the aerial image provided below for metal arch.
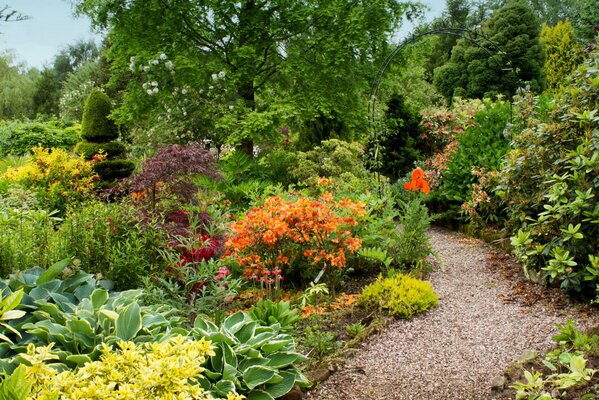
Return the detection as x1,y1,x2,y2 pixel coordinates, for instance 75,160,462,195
368,26,515,134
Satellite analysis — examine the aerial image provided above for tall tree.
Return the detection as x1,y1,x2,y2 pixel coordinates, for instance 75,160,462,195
75,0,422,154
0,53,38,119
434,0,545,101
540,20,583,92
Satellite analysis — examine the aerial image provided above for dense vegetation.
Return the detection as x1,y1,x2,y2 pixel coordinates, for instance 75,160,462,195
0,0,597,398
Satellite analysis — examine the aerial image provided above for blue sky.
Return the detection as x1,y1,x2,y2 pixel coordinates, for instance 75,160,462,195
0,0,445,70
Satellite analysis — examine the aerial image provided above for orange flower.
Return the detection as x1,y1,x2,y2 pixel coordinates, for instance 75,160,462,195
405,167,431,195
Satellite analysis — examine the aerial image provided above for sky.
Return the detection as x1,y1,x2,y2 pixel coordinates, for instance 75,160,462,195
0,0,445,70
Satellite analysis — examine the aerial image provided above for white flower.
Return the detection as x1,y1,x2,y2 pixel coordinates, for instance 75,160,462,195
211,73,218,81
130,56,136,63
129,63,136,71
183,111,187,116
147,89,153,95
143,66,150,72
209,86,214,90
218,71,226,78
181,89,188,95
165,60,173,70
150,59,159,65
160,53,167,60
151,81,158,87
228,105,234,110
152,87,159,94
142,82,149,89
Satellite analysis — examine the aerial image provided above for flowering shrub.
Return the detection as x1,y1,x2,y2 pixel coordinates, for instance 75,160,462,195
225,194,365,286
0,147,99,212
13,337,244,400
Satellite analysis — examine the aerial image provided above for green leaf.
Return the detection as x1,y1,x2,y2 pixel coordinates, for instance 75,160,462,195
247,390,275,400
115,301,142,340
266,352,306,368
36,259,70,285
243,366,276,390
0,364,32,400
90,289,109,310
65,354,92,367
263,371,296,398
214,380,236,396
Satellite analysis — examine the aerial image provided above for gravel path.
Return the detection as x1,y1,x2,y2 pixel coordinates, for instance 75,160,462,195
307,227,597,400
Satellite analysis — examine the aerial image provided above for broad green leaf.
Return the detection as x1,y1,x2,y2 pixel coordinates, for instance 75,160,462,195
247,390,275,400
214,380,236,396
1,310,26,321
65,354,92,367
243,366,276,390
36,259,70,285
90,289,109,310
115,302,142,340
265,352,306,368
263,371,296,398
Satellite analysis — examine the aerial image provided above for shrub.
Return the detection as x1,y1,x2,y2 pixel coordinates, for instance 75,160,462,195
93,159,135,181
0,147,99,212
393,198,434,269
501,51,598,300
249,299,300,333
0,118,81,157
358,273,438,318
12,337,241,400
74,140,127,160
0,263,186,372
225,193,364,286
192,312,311,398
289,139,370,183
130,142,221,209
80,89,118,143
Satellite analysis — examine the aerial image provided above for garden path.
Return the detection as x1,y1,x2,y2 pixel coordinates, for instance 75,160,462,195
306,226,597,400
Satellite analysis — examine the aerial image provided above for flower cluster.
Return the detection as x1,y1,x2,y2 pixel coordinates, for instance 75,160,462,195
404,167,431,194
225,194,365,285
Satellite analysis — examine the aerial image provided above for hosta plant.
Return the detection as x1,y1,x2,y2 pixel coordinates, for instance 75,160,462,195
191,311,310,399
249,299,300,333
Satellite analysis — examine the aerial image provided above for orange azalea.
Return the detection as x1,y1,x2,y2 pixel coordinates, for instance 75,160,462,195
225,194,364,285
404,167,431,194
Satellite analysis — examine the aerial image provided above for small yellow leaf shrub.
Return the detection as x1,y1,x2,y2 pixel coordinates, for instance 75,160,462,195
19,337,244,400
358,273,438,318
0,147,99,212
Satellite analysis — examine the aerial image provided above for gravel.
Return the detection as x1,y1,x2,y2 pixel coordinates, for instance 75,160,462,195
306,227,598,400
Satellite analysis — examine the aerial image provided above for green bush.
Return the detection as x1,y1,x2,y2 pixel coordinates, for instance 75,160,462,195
0,262,186,373
503,51,599,300
0,118,81,157
435,99,511,220
93,159,135,181
249,299,300,333
289,139,370,183
74,140,127,160
191,312,311,398
358,273,438,318
80,89,118,143
393,199,434,269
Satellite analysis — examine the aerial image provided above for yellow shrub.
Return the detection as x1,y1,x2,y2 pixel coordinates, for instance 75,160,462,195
0,147,99,211
20,337,244,400
358,273,438,318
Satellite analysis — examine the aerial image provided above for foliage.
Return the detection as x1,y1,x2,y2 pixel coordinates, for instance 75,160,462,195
434,99,510,220
0,118,80,157
394,199,434,269
0,147,99,212
59,60,107,122
74,0,422,151
501,51,598,300
12,337,243,400
80,88,118,143
366,94,423,180
434,0,545,100
290,139,371,184
303,325,339,357
225,193,364,286
345,322,365,339
191,312,310,398
540,20,583,92
358,273,438,318
130,142,221,209
0,52,38,120
93,159,135,181
249,299,300,333
0,263,186,372
511,321,598,399
74,140,126,160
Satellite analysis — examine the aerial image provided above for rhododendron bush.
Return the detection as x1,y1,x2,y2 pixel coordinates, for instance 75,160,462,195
225,194,365,286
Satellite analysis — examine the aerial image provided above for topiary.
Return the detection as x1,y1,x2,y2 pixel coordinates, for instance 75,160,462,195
93,159,136,181
80,89,118,143
74,141,127,160
358,273,438,318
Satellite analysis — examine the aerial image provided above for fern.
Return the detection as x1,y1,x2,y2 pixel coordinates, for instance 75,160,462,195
358,246,393,270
